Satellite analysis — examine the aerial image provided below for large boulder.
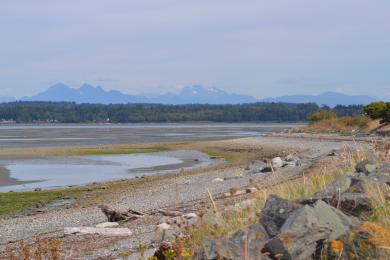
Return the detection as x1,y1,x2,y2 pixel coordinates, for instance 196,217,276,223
262,200,357,260
302,174,375,218
260,195,302,237
202,224,270,260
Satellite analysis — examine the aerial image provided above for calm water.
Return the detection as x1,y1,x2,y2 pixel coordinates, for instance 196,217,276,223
0,123,299,148
0,150,215,192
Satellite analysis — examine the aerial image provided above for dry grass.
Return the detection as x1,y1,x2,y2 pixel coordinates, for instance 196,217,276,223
296,115,372,135
4,237,62,260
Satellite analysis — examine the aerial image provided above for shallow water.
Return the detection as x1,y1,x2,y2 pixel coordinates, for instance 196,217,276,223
0,150,215,192
0,123,300,148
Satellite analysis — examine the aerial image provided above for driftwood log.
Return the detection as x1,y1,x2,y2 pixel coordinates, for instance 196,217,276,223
99,205,145,222
157,209,184,217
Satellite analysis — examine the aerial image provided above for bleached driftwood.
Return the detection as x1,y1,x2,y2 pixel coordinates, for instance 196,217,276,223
64,227,132,236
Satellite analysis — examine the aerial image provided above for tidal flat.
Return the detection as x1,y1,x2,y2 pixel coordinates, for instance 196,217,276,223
0,150,219,192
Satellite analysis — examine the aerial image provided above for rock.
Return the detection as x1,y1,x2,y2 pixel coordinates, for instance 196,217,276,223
183,213,199,225
247,160,268,173
283,161,298,167
260,195,302,237
154,223,177,242
212,178,224,183
328,149,341,156
96,222,119,228
35,202,44,208
246,187,258,193
365,164,379,174
183,212,198,219
64,227,132,236
202,224,270,260
336,192,373,218
169,215,198,227
311,175,353,199
355,159,379,174
271,157,284,168
302,175,374,218
262,200,357,259
284,154,301,166
157,223,171,230
260,167,273,173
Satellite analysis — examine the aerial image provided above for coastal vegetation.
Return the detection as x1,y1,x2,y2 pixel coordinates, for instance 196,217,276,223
297,101,390,135
0,101,363,123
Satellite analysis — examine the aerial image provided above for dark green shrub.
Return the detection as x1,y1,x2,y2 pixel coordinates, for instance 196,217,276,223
308,110,338,123
364,102,390,123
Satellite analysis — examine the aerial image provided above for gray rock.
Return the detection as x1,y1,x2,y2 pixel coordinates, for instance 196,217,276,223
260,167,273,173
284,154,301,166
336,192,373,218
202,224,270,260
271,157,284,168
263,200,357,260
328,149,341,156
368,162,390,185
154,223,179,243
355,159,379,174
247,160,268,173
365,164,379,174
260,195,301,237
312,175,353,198
302,175,374,218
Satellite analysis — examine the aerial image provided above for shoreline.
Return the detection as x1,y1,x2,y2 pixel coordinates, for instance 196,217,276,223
0,134,363,245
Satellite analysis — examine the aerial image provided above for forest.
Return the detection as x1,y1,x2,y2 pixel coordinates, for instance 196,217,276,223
0,101,363,123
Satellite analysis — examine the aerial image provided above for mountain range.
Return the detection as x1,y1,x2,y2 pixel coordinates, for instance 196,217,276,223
1,83,379,107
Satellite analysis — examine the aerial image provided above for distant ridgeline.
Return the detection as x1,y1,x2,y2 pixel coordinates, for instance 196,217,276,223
0,102,363,123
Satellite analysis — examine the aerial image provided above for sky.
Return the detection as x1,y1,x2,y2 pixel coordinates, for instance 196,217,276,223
0,0,389,99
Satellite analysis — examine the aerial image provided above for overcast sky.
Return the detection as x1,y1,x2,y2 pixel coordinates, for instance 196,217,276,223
0,0,389,99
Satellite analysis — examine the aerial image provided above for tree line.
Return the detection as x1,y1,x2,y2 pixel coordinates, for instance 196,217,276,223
0,101,364,123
